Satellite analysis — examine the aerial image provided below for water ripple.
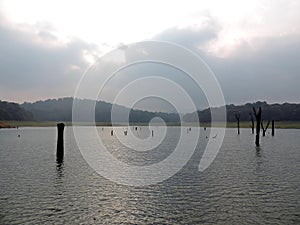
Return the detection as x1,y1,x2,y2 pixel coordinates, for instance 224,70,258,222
0,127,299,224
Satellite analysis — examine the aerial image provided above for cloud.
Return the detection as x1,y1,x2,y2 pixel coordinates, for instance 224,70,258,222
0,19,100,103
206,34,300,104
154,13,221,51
154,12,300,106
0,2,299,111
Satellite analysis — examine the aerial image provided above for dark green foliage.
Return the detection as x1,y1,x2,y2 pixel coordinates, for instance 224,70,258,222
3,98,300,123
0,100,33,120
22,97,73,121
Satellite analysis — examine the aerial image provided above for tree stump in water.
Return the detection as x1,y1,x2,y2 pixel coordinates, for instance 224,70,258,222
253,107,262,147
56,123,65,160
261,120,270,136
235,113,240,135
249,113,254,134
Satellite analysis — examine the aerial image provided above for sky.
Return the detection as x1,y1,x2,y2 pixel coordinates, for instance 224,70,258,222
0,0,299,112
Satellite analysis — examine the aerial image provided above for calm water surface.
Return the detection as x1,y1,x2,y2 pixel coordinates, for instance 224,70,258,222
0,127,299,224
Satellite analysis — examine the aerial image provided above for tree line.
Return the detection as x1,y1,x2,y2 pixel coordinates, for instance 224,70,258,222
0,100,33,121
183,101,300,122
1,98,299,123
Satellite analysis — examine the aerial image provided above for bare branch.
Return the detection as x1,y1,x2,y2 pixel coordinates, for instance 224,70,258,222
261,121,265,131
266,120,270,130
252,107,257,116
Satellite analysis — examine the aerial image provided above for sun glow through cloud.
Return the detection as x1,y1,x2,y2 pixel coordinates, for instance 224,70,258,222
0,0,299,104
2,0,297,58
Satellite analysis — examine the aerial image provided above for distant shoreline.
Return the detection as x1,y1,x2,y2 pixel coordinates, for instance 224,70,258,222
1,121,300,129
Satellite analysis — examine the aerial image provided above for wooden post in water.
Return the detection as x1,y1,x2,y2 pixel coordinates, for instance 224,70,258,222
235,113,240,135
253,107,262,147
56,123,65,160
271,120,275,136
249,113,254,134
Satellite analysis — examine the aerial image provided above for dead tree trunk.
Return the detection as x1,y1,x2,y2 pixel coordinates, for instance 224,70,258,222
249,113,254,134
271,120,275,136
235,113,240,135
253,107,262,147
57,123,65,161
261,120,270,136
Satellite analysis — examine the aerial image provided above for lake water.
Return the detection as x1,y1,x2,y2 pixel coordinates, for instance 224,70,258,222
0,127,299,224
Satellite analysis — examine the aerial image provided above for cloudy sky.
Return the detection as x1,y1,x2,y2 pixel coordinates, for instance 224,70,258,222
0,0,299,111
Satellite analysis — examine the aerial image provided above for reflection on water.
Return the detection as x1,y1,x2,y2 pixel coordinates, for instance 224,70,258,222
255,146,262,157
0,127,299,224
56,159,64,178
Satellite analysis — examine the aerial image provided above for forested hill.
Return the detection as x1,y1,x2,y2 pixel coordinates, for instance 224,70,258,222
1,98,299,123
21,97,180,123
183,101,300,122
0,100,33,121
